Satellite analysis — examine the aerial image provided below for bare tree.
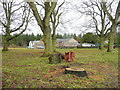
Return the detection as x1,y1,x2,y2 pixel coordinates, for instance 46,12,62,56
27,0,64,56
50,1,64,51
77,0,111,50
102,0,120,52
0,0,31,51
27,1,57,56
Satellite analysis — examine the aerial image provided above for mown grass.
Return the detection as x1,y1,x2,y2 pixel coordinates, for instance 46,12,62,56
2,48,119,88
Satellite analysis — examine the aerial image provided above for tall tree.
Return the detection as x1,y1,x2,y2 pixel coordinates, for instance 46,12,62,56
102,0,120,52
78,0,111,50
27,1,57,56
56,33,63,39
36,34,42,40
73,33,77,40
0,0,31,51
63,33,67,39
50,1,64,51
76,34,82,43
27,0,64,56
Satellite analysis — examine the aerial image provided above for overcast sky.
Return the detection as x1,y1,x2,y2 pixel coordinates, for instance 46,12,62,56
22,0,95,35
22,0,83,35
0,0,119,35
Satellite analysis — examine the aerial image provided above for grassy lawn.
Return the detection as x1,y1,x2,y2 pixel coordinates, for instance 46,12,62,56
2,48,119,88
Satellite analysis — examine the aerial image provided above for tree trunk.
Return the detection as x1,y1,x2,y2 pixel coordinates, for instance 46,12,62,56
52,37,56,52
42,31,53,57
2,38,9,51
52,22,56,52
107,25,116,52
64,67,88,77
99,36,104,50
49,53,64,64
80,40,83,47
107,32,114,52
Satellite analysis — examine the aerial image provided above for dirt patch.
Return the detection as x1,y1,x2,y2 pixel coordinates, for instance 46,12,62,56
35,52,44,54
69,63,89,66
11,64,35,67
88,75,105,82
15,52,43,56
43,64,88,79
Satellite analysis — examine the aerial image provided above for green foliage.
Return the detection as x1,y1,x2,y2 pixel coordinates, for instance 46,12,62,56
82,32,99,44
56,33,63,39
62,33,75,39
8,32,100,48
114,32,120,45
10,33,43,47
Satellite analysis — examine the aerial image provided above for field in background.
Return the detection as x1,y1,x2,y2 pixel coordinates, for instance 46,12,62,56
2,48,119,88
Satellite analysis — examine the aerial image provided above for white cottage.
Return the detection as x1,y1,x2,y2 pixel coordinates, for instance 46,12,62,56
28,40,44,49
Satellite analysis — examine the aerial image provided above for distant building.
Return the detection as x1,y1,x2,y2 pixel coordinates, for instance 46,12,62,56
28,40,44,49
82,43,95,47
56,38,80,48
28,38,79,49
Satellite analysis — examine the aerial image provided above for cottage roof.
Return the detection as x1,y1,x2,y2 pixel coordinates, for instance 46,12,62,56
56,38,80,46
56,38,75,42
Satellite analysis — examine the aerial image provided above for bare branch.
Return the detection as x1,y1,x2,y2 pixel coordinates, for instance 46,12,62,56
115,1,120,21
104,21,110,31
55,1,65,16
11,5,24,14
10,6,27,33
44,2,57,26
27,2,44,31
102,1,114,22
0,19,6,27
9,8,31,41
104,27,111,36
56,12,62,28
35,1,45,9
